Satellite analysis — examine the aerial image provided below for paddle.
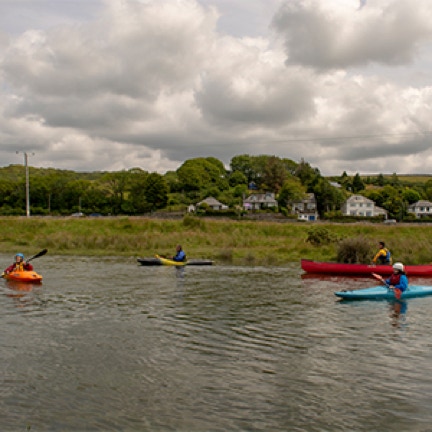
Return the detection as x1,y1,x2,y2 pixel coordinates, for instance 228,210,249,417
26,248,48,263
372,272,388,286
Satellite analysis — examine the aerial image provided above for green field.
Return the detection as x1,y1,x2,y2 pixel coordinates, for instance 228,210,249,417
1,216,432,266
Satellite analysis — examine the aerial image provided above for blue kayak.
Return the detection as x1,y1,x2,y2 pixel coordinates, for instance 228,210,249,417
335,285,432,300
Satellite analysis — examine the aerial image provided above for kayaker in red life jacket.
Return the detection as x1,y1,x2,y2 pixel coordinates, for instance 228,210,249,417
172,245,186,262
385,262,408,300
4,253,34,274
372,241,392,265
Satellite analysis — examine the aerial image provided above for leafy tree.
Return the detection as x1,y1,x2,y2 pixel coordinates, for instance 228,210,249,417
177,157,228,192
205,156,227,174
262,156,287,193
389,173,401,187
339,171,350,189
351,173,365,193
101,170,131,215
142,173,168,211
423,180,432,201
230,155,255,183
363,189,385,207
281,158,298,175
128,169,149,214
277,176,306,209
377,173,385,187
383,195,406,220
228,170,247,187
402,188,421,204
295,159,320,188
82,183,111,214
312,177,345,215
163,171,182,193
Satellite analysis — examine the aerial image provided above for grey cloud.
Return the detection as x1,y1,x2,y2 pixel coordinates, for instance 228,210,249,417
195,71,315,128
272,0,432,70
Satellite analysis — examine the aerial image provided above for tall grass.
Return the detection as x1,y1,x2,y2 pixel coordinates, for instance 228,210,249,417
1,216,432,265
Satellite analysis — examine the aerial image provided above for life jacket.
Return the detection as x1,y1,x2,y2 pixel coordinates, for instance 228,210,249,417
378,248,391,264
388,273,401,286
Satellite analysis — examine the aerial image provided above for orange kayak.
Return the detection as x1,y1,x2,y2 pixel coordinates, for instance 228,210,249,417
2,270,43,283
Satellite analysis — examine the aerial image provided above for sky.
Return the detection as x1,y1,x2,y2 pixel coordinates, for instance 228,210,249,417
1,0,432,176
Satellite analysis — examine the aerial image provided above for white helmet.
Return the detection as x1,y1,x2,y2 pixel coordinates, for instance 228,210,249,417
393,262,404,272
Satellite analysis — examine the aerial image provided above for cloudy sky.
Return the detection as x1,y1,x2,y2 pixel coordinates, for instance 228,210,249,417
1,0,432,176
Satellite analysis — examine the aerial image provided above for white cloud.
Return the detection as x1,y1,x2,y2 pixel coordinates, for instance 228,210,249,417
1,0,432,176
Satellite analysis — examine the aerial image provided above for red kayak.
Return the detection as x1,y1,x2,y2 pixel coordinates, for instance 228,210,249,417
301,259,432,277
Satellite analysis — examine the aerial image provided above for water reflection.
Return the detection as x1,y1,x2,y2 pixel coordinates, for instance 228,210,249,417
389,300,408,328
3,280,41,309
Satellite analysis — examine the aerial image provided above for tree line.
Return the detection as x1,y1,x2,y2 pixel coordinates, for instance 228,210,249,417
1,155,431,220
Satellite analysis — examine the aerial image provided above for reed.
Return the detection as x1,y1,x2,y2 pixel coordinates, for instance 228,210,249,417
0,216,432,265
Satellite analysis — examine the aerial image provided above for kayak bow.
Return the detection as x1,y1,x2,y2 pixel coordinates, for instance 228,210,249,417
155,254,188,266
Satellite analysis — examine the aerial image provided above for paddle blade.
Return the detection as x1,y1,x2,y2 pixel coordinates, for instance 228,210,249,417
372,272,389,287
371,272,383,281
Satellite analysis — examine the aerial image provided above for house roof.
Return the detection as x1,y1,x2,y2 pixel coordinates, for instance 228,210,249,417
197,196,226,207
374,206,388,215
345,194,374,204
243,193,277,203
408,200,432,209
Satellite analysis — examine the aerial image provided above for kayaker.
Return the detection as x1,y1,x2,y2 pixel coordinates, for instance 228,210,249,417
372,241,392,265
4,253,34,274
172,245,186,262
384,262,408,300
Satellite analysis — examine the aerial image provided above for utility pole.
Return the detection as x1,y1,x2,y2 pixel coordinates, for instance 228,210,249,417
17,151,34,217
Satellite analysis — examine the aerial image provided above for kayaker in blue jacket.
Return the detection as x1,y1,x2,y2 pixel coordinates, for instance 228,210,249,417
172,245,186,262
384,262,408,299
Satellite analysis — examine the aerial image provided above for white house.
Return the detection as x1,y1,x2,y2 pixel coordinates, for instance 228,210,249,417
408,200,432,218
196,197,228,211
291,193,319,221
243,192,278,210
341,195,388,218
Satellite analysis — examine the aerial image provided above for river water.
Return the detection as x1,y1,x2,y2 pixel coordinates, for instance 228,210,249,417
2,254,432,431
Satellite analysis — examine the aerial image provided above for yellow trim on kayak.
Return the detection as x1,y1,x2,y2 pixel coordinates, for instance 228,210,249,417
155,254,188,266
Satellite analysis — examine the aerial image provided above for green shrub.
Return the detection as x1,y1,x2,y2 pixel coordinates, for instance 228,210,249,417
336,236,373,263
306,227,339,246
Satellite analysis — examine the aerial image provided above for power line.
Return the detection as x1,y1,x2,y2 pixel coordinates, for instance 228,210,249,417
271,131,432,143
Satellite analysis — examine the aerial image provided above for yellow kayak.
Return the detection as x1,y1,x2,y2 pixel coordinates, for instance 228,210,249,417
155,255,188,266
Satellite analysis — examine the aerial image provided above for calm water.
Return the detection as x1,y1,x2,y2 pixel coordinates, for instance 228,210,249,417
2,254,432,431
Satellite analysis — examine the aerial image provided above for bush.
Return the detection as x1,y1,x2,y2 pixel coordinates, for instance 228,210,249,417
336,236,373,263
306,227,339,246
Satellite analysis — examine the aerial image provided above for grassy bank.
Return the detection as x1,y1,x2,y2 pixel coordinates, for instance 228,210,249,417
1,216,432,265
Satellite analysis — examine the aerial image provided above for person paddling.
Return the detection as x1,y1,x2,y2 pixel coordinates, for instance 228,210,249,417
3,253,34,274
172,245,187,263
372,241,392,265
375,262,408,300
